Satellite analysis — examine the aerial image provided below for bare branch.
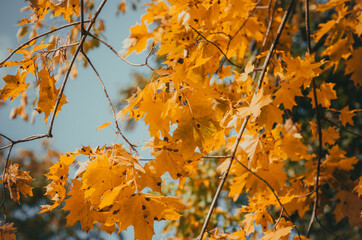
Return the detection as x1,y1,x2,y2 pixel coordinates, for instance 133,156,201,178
85,31,155,70
189,25,244,70
43,42,79,54
323,117,362,138
305,0,323,235
0,20,90,67
233,156,301,237
80,50,138,154
273,207,284,230
47,0,109,137
197,115,250,240
256,0,296,90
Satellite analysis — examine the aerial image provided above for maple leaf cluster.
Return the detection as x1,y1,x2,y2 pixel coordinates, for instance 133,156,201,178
0,0,361,239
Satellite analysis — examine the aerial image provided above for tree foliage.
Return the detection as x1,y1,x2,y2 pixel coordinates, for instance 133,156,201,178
0,0,361,239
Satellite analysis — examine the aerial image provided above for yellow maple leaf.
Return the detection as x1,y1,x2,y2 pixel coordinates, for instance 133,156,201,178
332,190,362,228
345,47,362,87
63,179,102,232
123,23,152,57
0,72,29,101
0,222,17,240
40,153,75,213
237,89,272,120
261,227,293,240
337,106,359,126
106,192,185,240
3,163,34,204
36,69,68,123
51,0,80,22
308,82,337,108
353,177,362,198
96,121,111,131
148,137,201,180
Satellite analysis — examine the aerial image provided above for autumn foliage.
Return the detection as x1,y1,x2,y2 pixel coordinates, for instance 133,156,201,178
0,0,361,239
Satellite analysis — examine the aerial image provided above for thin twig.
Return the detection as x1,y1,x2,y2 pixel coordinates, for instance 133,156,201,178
197,115,250,240
251,0,278,80
315,216,343,240
305,0,323,236
233,156,301,237
323,117,362,138
256,0,296,90
0,134,13,143
229,0,263,43
189,25,244,70
273,207,284,229
43,42,79,54
0,134,49,151
47,0,108,137
86,31,155,70
81,50,138,154
294,190,315,199
0,20,90,67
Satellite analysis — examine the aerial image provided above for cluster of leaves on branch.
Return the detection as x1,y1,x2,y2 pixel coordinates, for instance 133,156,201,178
0,0,361,239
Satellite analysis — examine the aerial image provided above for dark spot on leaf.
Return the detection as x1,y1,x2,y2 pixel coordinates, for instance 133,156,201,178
164,137,169,142
113,209,119,214
173,149,179,152
177,58,184,64
157,182,162,186
145,197,150,201
142,205,146,210
60,176,64,180
154,217,158,220
177,173,182,177
144,214,147,218
196,123,201,128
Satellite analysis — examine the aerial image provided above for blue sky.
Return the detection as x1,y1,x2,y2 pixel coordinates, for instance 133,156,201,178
0,1,166,239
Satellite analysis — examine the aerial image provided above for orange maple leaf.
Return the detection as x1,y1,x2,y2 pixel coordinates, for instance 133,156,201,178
36,69,68,123
3,163,34,204
0,222,17,240
0,72,29,102
237,89,272,120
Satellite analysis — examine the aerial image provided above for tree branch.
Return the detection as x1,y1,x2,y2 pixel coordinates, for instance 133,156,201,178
80,50,138,154
0,20,90,67
197,115,250,240
233,156,301,238
189,25,244,70
305,0,323,236
47,0,108,137
85,31,155,70
323,117,362,138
